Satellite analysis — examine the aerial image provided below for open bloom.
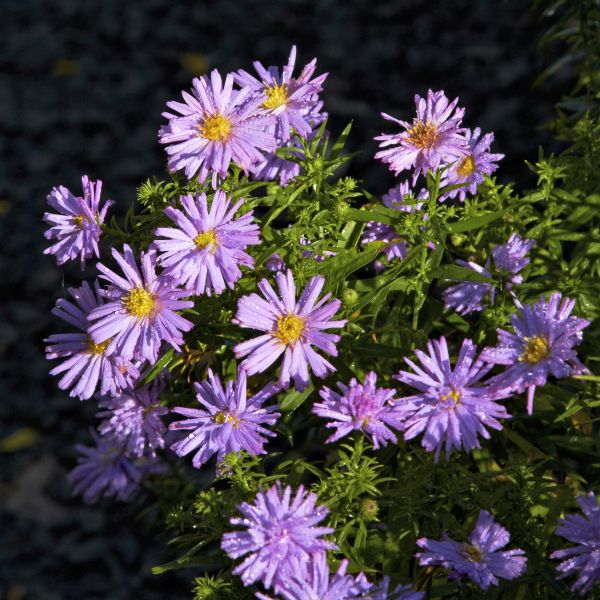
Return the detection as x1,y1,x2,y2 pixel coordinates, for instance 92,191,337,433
481,293,590,414
361,221,408,262
233,270,347,391
88,244,194,363
221,483,336,590
159,69,276,187
68,430,165,504
367,579,425,600
154,191,260,296
255,553,371,600
375,90,467,184
416,510,527,590
235,45,327,143
440,127,504,201
45,281,139,400
551,492,600,595
43,176,113,269
444,234,534,315
394,337,510,462
97,381,168,457
169,369,280,469
313,371,406,448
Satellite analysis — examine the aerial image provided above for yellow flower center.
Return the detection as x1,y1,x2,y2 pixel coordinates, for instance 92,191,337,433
213,411,241,427
262,83,289,110
275,314,305,344
456,155,476,177
407,120,438,149
194,229,217,251
520,335,551,364
199,114,232,142
85,335,111,355
462,543,483,562
441,389,461,405
122,288,155,318
72,215,85,227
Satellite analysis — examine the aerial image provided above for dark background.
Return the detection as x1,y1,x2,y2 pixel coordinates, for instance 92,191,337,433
0,1,572,598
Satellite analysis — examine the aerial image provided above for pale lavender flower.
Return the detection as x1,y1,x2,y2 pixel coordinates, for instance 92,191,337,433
221,483,336,590
235,45,327,143
481,293,590,415
97,381,168,457
88,245,194,363
233,269,347,391
159,69,276,187
256,553,371,600
416,510,527,590
382,181,426,211
300,236,336,263
68,430,165,503
361,221,408,262
394,337,510,462
45,281,140,400
43,176,113,269
551,492,600,595
375,90,467,184
367,578,425,600
169,369,280,469
265,253,285,272
313,372,406,448
154,191,260,296
444,234,534,315
441,128,504,201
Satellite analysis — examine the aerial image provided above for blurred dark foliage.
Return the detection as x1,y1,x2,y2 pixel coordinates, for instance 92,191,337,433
0,1,573,598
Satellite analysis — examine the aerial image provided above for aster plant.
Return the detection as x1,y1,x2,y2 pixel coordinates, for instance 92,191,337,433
42,38,600,600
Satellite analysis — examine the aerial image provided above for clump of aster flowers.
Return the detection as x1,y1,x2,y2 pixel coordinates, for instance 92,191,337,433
153,191,260,296
375,89,467,184
551,492,600,595
233,269,347,390
169,368,280,469
313,371,406,448
416,510,528,590
159,69,277,187
444,233,534,315
221,483,336,590
481,292,590,414
43,175,113,269
45,281,139,400
394,337,511,462
88,244,194,363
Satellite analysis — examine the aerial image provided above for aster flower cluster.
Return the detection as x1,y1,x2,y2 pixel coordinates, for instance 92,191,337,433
42,44,598,599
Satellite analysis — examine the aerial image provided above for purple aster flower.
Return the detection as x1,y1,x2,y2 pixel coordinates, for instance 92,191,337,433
394,337,510,462
87,244,194,363
440,128,504,202
96,381,168,457
43,175,113,269
265,253,285,272
159,69,276,187
367,578,425,600
551,492,600,595
375,90,467,184
444,234,534,315
256,553,371,600
313,371,406,449
221,483,336,590
416,510,527,590
235,45,327,143
169,368,280,469
361,221,408,262
45,281,140,400
300,236,336,263
382,181,426,211
481,292,590,415
233,269,347,391
153,191,260,296
68,430,165,504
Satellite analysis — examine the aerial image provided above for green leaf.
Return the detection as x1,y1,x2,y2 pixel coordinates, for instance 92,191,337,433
140,348,175,385
446,208,511,233
430,264,494,283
